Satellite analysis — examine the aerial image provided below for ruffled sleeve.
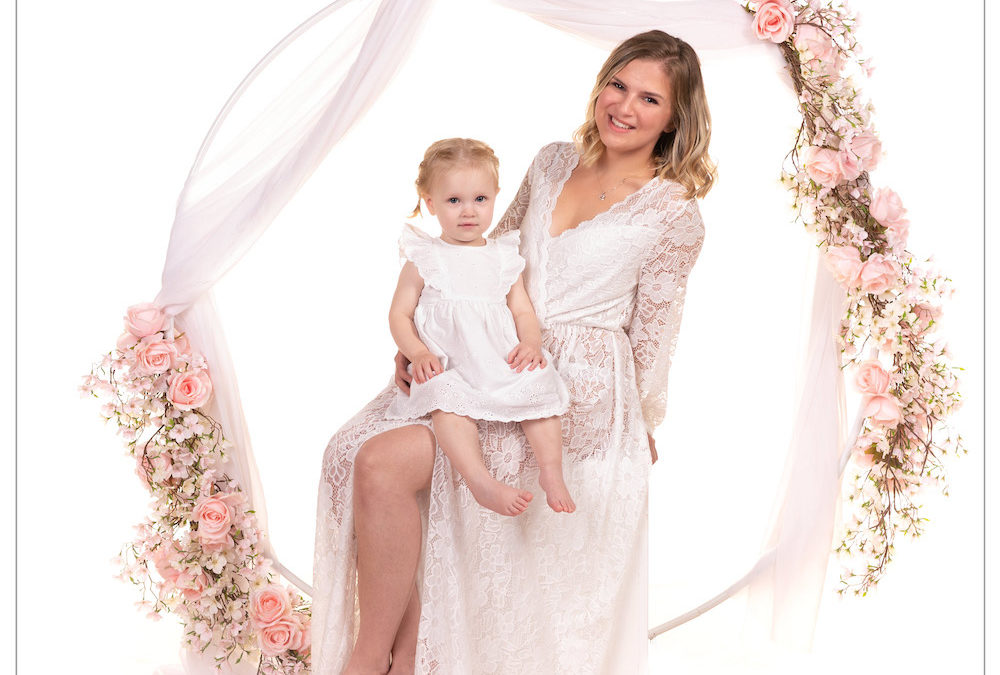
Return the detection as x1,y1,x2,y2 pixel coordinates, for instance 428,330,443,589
493,229,526,293
626,195,705,435
399,223,445,290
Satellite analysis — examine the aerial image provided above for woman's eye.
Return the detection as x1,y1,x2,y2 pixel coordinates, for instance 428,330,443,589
612,81,625,90
644,97,658,105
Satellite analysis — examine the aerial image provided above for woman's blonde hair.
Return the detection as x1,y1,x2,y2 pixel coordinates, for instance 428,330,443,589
409,138,500,217
573,30,716,199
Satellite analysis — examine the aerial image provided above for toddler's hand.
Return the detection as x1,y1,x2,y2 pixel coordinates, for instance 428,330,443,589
506,341,546,373
411,351,443,384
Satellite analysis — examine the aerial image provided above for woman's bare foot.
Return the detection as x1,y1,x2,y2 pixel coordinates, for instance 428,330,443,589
538,464,576,513
467,475,533,516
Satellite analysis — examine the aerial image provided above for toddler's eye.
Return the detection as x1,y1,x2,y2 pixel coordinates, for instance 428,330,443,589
475,195,487,203
447,197,459,204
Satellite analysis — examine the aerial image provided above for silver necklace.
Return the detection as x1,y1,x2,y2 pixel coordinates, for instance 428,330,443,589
596,167,653,201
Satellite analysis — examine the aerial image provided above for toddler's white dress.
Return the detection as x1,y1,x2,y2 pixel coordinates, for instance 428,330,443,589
385,223,569,422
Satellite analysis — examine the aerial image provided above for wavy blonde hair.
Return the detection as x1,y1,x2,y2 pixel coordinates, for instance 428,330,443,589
573,30,716,199
409,138,500,218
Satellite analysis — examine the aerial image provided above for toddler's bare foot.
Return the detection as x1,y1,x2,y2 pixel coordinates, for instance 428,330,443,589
467,476,533,516
538,464,576,513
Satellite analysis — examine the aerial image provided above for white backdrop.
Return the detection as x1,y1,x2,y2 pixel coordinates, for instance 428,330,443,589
14,1,987,673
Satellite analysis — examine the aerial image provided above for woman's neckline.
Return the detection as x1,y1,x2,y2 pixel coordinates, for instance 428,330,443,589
547,144,661,240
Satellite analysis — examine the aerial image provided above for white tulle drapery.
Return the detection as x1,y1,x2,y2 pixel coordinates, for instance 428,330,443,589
148,0,854,668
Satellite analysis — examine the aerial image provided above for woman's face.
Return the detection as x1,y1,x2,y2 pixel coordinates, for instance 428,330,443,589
594,58,674,160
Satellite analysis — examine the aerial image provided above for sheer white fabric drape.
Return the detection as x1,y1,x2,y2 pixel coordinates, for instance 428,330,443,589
148,0,851,669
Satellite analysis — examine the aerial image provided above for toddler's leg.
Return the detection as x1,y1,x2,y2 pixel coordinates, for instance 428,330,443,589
431,410,533,516
521,416,576,513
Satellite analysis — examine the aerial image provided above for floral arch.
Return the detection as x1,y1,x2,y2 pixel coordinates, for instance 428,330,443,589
82,0,965,672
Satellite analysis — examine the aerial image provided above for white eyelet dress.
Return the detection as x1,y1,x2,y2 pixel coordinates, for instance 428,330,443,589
385,224,570,422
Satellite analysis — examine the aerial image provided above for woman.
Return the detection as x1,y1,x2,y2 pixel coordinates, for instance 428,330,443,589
312,29,713,674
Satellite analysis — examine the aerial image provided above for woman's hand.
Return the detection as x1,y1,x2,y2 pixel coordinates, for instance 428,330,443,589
410,351,443,384
507,340,547,373
647,433,658,465
394,351,412,394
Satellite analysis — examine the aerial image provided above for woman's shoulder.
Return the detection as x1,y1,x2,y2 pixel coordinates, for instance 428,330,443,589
529,141,576,171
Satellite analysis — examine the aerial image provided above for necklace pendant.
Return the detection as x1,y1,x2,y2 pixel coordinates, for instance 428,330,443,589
599,192,606,200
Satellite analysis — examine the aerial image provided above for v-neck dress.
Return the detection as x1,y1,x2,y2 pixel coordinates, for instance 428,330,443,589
312,141,706,674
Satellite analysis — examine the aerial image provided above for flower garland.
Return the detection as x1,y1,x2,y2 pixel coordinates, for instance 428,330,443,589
81,303,312,673
745,0,965,595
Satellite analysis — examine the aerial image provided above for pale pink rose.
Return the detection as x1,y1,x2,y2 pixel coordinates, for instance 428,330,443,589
176,569,211,600
849,131,882,171
885,218,910,252
250,585,293,627
824,245,863,287
135,337,179,375
862,393,903,427
173,334,192,356
793,24,835,62
167,368,213,410
125,302,167,338
803,145,843,187
151,545,180,583
869,187,906,225
837,149,861,182
193,495,234,551
117,331,139,352
258,616,307,656
854,359,890,394
858,253,900,294
753,0,795,43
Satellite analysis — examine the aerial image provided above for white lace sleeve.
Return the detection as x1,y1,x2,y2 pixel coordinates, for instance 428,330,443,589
626,195,705,435
491,168,531,239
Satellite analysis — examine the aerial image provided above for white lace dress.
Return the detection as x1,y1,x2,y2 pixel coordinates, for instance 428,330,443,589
312,141,705,674
384,223,569,423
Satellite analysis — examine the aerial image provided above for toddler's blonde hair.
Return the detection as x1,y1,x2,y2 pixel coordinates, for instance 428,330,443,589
410,138,500,218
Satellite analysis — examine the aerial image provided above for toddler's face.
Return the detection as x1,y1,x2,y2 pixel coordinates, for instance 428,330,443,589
424,165,498,246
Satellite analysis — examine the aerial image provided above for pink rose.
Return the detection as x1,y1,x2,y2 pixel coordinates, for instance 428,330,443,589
803,146,842,187
793,24,835,62
753,0,795,43
869,187,906,225
858,253,900,294
258,615,307,656
837,149,861,182
125,302,167,338
176,569,211,600
151,545,181,583
193,494,234,551
167,368,213,410
174,334,192,357
854,359,890,394
117,331,139,352
862,393,903,427
250,585,293,627
135,336,179,375
849,131,882,172
824,245,863,287
885,218,910,252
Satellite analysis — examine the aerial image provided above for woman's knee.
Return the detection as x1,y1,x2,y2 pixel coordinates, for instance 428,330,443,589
354,425,435,497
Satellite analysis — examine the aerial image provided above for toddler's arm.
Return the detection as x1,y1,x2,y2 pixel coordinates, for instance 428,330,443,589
505,274,546,373
389,262,441,383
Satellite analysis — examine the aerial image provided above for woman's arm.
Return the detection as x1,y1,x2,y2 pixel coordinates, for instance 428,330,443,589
626,197,706,441
505,274,547,373
388,262,441,384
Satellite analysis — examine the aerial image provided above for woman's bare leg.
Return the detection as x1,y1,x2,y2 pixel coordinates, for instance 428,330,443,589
343,425,435,675
431,410,533,516
386,582,420,674
521,416,575,513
